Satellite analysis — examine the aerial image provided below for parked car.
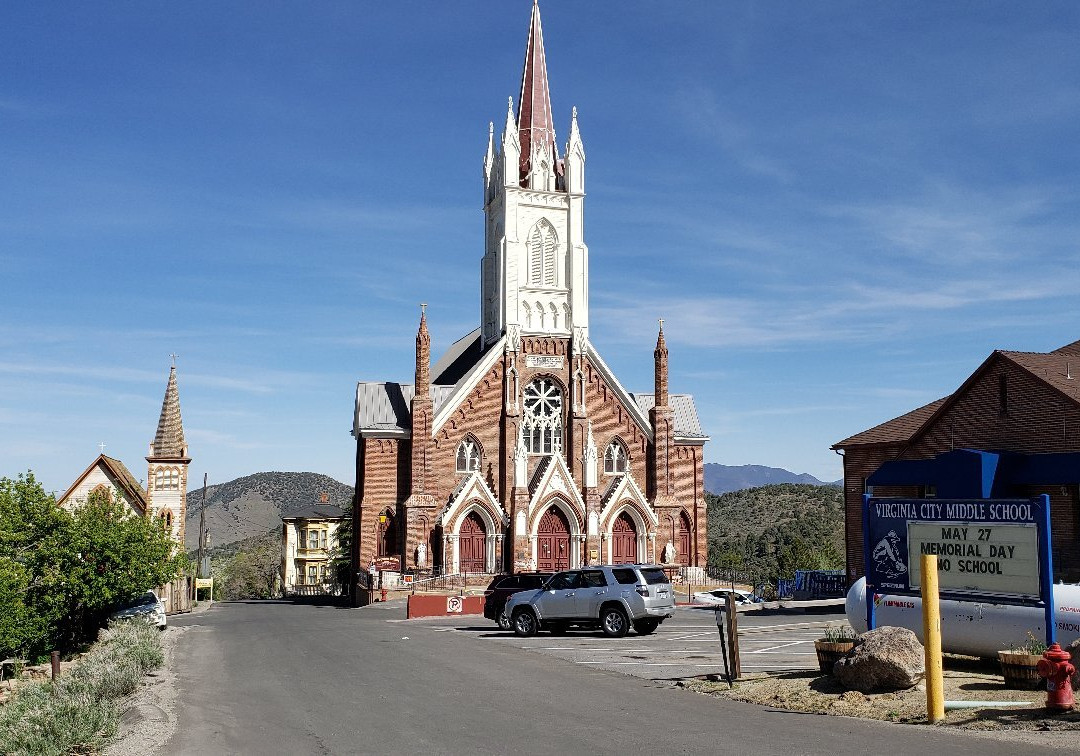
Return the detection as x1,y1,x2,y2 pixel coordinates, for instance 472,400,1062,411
504,564,675,638
692,588,763,606
483,572,553,630
109,590,167,630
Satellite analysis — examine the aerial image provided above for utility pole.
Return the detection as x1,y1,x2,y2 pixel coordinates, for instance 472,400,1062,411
198,473,207,578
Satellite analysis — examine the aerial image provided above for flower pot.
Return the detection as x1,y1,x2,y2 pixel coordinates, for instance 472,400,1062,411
815,639,855,675
998,651,1044,690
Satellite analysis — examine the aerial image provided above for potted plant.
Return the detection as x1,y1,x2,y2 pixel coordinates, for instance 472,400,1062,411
998,632,1047,690
815,624,857,674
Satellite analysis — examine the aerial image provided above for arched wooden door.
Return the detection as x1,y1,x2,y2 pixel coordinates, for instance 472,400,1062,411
611,512,638,564
678,511,692,566
537,506,571,571
459,512,487,573
378,510,397,558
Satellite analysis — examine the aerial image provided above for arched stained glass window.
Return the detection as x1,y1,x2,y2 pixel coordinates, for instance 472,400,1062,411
604,439,628,474
523,378,563,454
456,436,482,472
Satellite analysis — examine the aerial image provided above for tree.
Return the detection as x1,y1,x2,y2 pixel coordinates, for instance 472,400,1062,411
327,501,352,594
219,539,281,599
0,473,185,660
60,488,187,644
0,472,74,659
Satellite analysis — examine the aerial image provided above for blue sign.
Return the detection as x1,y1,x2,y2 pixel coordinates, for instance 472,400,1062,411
863,495,1055,645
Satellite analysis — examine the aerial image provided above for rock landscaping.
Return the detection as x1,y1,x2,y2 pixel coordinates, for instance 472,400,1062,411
682,652,1080,744
833,625,925,693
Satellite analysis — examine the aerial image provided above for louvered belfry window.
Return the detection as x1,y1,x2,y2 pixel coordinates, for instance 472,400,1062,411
528,219,557,287
523,378,563,453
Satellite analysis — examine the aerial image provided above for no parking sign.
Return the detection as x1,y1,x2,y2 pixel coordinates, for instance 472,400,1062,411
446,596,463,613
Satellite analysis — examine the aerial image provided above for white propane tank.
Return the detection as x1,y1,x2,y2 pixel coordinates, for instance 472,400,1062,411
845,577,1080,658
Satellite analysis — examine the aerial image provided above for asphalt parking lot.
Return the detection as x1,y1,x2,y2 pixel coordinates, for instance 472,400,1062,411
400,604,848,682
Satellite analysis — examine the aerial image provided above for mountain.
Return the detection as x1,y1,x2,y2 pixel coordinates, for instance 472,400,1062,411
704,463,840,495
184,472,353,550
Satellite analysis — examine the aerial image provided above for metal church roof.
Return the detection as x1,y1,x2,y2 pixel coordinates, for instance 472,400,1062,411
629,393,708,441
516,0,561,187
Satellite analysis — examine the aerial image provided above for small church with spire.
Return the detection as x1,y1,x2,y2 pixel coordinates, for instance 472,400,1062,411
59,364,191,547
351,2,708,590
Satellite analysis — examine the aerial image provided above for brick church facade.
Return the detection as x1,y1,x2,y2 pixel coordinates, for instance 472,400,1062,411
351,3,708,593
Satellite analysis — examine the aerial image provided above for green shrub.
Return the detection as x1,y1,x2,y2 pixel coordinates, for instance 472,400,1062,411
0,619,164,755
0,472,185,661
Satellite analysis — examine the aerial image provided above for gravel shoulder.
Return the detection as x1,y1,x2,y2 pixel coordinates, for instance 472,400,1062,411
106,623,188,756
680,656,1080,750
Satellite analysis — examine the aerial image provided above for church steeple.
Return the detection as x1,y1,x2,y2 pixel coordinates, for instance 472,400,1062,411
481,1,588,348
147,362,190,546
150,365,188,459
411,305,433,495
654,319,668,408
415,304,430,394
650,321,675,502
517,0,562,190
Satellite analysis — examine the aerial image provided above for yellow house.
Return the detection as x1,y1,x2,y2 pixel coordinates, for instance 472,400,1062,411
281,503,345,595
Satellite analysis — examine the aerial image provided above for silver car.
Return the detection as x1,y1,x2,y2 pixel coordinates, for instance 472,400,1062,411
109,590,167,630
504,564,675,638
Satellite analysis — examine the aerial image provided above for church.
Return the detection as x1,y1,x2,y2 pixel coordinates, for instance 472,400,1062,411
58,364,190,547
351,2,708,594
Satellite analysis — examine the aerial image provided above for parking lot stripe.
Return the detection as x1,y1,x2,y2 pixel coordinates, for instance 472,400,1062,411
738,621,831,633
574,661,812,669
748,639,815,653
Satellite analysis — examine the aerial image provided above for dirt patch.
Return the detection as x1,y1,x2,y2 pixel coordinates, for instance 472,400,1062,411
106,624,189,756
680,656,1080,734
682,652,1080,747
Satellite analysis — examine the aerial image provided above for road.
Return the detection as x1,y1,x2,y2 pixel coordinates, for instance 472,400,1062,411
162,599,1059,755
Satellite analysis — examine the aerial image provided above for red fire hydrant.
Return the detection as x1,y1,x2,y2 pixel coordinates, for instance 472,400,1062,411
1036,643,1075,711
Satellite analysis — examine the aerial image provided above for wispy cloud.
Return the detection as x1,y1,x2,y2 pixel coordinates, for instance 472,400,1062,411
672,86,796,184
825,182,1079,267
0,361,160,383
185,427,273,451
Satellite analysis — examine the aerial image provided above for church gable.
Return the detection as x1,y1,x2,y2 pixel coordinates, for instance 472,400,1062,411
430,360,506,504
598,473,656,531
581,352,650,491
58,455,148,516
440,472,508,533
527,452,585,525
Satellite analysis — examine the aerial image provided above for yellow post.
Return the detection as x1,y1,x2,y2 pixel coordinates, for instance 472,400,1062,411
921,553,945,724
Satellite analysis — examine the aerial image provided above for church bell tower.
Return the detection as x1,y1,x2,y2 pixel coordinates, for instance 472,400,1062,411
481,0,588,350
146,364,190,546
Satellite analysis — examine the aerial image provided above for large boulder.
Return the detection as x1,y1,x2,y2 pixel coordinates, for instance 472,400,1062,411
1066,638,1080,691
833,626,924,693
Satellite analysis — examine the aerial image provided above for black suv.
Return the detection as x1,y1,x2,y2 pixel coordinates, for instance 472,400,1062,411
483,572,553,630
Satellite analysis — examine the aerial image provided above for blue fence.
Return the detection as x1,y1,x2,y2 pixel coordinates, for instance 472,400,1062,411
786,569,846,599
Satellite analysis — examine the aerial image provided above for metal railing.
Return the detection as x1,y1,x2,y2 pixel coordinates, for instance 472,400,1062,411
286,584,342,597
408,571,495,592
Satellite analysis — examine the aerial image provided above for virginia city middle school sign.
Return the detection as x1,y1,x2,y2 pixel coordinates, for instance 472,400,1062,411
863,496,1052,602
863,495,1056,644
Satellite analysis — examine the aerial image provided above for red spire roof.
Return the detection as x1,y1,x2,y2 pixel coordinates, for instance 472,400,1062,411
517,0,562,188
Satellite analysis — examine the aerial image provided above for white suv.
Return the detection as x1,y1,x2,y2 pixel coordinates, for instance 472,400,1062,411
504,564,675,638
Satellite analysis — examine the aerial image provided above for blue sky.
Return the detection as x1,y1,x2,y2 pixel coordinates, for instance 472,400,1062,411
2,2,1078,495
